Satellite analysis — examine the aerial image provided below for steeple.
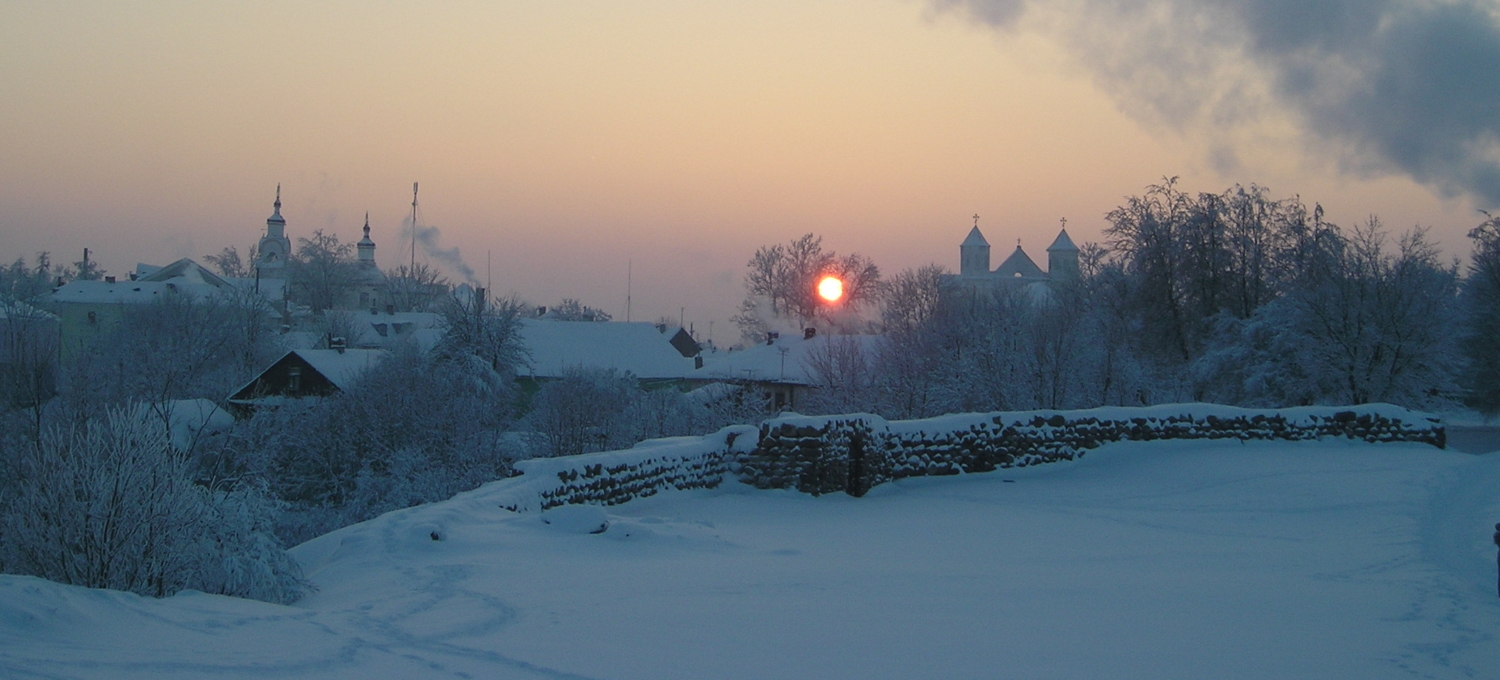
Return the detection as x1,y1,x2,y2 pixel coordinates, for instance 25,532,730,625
1046,219,1079,280
256,184,293,280
959,214,991,276
357,212,377,266
266,184,286,239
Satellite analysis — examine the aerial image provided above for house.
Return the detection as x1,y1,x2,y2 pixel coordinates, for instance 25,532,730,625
690,330,880,412
49,272,225,358
137,257,288,302
227,348,386,411
516,319,698,387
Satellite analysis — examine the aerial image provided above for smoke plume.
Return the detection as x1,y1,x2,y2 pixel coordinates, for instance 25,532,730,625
400,219,478,285
936,0,1500,206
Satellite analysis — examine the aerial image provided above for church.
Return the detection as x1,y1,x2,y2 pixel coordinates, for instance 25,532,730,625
256,185,388,311
953,216,1079,294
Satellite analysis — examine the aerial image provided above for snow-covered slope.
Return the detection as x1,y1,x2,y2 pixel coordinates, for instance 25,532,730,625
3,438,1498,679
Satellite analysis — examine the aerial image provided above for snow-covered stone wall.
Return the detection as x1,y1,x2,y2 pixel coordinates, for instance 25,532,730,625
740,404,1446,497
495,425,758,511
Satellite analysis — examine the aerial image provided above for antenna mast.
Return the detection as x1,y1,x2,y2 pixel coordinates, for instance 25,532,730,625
626,259,632,322
410,182,419,274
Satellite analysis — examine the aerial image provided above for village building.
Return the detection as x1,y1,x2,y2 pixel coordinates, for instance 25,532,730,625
516,319,699,388
228,347,387,412
48,258,265,358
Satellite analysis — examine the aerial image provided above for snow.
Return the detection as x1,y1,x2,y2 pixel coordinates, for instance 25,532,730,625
129,399,236,451
3,436,1498,679
49,279,222,305
517,319,697,380
293,349,388,391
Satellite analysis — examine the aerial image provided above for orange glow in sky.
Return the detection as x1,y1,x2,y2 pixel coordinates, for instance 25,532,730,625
817,276,843,303
0,1,1484,348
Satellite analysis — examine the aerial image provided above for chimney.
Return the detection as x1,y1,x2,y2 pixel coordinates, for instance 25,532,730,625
766,331,779,345
386,304,395,315
105,276,115,283
329,336,347,353
694,355,704,369
803,327,816,340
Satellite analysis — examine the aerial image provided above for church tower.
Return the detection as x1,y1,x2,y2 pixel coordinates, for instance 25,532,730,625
256,185,293,280
960,216,991,277
1046,223,1079,281
357,212,377,267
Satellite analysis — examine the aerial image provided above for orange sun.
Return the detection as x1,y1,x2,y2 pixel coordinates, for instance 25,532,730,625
817,276,844,303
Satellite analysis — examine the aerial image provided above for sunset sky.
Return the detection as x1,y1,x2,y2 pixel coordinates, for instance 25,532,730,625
4,0,1497,346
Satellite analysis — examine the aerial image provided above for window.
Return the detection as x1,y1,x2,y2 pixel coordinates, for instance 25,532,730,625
287,365,302,393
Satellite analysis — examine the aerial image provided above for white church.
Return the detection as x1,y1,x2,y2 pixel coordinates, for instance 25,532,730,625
952,216,1079,293
256,185,387,311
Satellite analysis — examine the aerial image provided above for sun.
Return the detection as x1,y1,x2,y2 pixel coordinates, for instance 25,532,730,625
817,276,844,303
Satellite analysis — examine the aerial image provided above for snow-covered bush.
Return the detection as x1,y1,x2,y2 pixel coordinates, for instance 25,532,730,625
0,406,306,602
525,367,724,458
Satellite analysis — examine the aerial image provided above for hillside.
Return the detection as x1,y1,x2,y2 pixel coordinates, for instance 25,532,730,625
3,437,1498,679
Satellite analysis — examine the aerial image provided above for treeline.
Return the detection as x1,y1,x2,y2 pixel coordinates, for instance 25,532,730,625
805,180,1499,418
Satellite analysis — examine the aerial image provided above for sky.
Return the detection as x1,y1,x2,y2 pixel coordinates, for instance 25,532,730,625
3,0,1497,347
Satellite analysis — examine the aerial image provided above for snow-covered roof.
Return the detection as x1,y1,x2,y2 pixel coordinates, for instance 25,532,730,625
1047,228,1078,252
346,311,445,350
294,349,387,391
517,319,697,380
993,246,1046,279
693,333,881,386
138,258,232,288
961,226,990,248
49,279,222,305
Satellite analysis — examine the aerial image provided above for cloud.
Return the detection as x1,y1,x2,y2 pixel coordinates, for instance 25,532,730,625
936,0,1500,206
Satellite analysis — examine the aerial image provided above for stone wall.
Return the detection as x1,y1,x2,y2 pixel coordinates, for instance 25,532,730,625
740,404,1445,497
496,425,758,512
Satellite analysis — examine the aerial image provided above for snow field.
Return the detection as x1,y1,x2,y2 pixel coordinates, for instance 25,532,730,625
2,437,1497,679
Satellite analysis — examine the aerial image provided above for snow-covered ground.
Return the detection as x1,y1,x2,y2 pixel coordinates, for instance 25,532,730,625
4,438,1498,679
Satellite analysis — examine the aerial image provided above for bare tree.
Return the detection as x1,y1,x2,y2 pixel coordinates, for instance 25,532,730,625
736,234,880,340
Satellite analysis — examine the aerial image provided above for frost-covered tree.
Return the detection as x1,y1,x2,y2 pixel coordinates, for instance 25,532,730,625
73,286,278,430
546,298,612,322
384,262,450,313
237,345,518,543
288,230,359,313
1461,213,1500,415
204,245,256,279
1201,220,1462,407
525,367,641,457
0,407,305,603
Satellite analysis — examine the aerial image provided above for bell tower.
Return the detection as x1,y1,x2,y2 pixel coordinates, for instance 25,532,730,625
256,184,293,280
960,214,991,277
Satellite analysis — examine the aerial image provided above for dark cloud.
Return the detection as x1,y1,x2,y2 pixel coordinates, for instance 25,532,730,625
938,0,1500,206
